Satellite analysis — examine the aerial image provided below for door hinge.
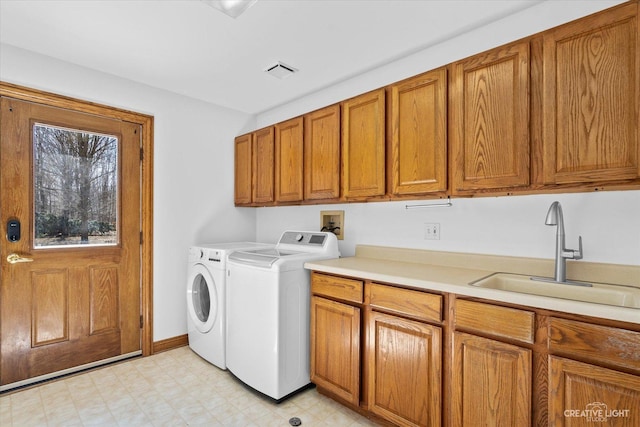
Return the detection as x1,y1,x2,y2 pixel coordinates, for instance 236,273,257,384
140,231,143,245
140,147,144,161
140,315,144,329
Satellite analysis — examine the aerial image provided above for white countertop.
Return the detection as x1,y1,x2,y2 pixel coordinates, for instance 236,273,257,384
304,246,640,325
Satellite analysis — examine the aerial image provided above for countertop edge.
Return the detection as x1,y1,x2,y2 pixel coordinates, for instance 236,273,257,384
305,258,640,326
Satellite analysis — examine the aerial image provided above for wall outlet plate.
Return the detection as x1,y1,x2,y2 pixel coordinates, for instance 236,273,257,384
320,210,344,240
424,223,440,240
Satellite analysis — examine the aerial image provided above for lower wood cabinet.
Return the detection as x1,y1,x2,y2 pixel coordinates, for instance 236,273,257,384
368,311,441,427
310,295,361,406
310,273,364,407
451,332,531,426
309,271,640,427
549,356,640,427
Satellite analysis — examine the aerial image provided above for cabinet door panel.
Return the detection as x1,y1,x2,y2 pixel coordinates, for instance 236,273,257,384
542,3,640,184
342,89,386,198
450,41,530,192
304,104,341,200
390,69,447,195
368,311,441,427
275,117,304,202
252,127,275,204
549,356,640,427
310,296,360,406
234,133,252,205
452,332,531,426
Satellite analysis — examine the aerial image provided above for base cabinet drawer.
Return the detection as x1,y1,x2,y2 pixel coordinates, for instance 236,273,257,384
548,317,640,374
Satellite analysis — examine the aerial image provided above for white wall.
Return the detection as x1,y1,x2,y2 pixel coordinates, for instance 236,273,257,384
256,191,640,266
255,0,640,267
0,44,258,341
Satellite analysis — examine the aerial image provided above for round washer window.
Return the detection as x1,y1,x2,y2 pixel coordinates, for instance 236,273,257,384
192,273,211,323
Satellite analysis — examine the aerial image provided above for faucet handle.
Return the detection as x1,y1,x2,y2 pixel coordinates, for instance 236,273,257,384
574,236,583,260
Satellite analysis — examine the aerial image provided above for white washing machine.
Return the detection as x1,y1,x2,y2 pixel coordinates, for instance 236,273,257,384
186,242,272,369
226,231,340,400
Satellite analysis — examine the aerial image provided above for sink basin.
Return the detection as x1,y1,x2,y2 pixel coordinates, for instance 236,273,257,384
469,273,640,309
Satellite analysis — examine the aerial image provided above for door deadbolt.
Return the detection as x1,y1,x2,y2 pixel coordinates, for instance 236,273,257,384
6,219,20,242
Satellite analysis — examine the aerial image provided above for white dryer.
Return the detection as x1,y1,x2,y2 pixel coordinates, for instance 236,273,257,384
226,231,340,400
186,242,271,369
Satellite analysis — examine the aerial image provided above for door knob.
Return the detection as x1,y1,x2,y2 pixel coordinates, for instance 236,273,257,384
7,253,34,264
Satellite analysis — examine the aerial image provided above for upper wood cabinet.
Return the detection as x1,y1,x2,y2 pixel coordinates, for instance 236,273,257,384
341,89,386,199
304,104,341,200
540,2,640,185
252,126,275,204
234,133,252,205
450,41,531,194
389,69,448,195
275,117,304,202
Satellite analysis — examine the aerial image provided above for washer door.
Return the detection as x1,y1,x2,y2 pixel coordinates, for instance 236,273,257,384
187,263,218,333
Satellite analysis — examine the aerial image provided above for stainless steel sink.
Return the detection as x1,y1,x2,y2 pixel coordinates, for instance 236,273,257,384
469,273,640,309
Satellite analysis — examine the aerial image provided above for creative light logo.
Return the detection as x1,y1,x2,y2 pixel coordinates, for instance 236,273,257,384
564,402,631,423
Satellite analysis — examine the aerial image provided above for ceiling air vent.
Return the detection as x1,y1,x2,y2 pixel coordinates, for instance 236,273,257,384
265,62,298,79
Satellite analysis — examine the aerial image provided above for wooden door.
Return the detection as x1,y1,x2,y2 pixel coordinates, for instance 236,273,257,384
251,126,275,204
304,104,341,201
541,2,640,184
368,311,441,427
342,89,386,199
549,356,640,426
310,296,360,406
0,97,141,387
451,332,531,426
450,41,530,193
275,117,304,202
390,69,448,196
234,133,252,205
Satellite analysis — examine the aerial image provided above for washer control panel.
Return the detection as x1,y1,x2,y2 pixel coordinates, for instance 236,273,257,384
279,231,327,246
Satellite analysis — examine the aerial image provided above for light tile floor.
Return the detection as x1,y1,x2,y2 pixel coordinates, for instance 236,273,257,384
0,346,380,426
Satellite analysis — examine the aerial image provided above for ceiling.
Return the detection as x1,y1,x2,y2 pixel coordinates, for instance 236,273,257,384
0,0,543,114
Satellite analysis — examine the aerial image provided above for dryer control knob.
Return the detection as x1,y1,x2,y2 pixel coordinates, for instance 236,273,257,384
295,233,304,242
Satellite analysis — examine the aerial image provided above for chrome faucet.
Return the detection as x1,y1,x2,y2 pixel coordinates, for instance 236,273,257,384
544,201,585,284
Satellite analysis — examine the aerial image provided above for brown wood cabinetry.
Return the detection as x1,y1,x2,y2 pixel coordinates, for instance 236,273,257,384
367,284,442,427
452,300,532,426
449,41,531,194
539,2,640,186
310,273,363,406
310,270,640,427
234,133,252,205
275,117,304,202
549,357,640,426
252,126,275,204
304,104,341,200
234,1,640,205
341,89,386,199
547,317,640,426
389,69,447,196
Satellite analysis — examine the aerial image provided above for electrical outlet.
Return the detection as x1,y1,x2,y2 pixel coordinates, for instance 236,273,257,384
424,223,440,240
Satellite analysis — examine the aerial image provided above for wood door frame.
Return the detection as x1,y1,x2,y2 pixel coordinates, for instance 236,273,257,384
0,81,154,357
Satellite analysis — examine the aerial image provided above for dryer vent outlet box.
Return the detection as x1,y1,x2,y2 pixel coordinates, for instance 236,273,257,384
320,210,344,240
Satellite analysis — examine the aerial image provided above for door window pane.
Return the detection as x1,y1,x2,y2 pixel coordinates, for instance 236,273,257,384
33,123,118,248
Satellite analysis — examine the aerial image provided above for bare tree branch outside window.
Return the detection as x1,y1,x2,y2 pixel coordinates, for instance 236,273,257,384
33,123,118,247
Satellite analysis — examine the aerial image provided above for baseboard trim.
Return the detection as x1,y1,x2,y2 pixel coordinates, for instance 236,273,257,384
152,334,188,354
